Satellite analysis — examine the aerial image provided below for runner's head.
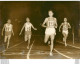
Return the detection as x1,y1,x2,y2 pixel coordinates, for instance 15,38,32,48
64,18,67,22
26,17,30,22
7,19,11,24
48,10,54,17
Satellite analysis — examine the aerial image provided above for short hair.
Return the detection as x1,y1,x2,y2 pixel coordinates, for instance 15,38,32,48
26,17,29,19
7,19,11,22
48,10,53,13
64,18,67,19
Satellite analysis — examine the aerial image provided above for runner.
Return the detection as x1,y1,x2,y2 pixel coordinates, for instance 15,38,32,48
42,10,57,56
19,17,37,49
2,19,14,49
59,18,71,46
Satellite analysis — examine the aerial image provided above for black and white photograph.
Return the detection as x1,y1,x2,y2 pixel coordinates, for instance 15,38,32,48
0,1,80,62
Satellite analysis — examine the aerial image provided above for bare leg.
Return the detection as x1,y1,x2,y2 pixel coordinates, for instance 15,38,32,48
63,33,67,46
4,36,7,43
65,34,68,46
63,32,67,46
25,35,28,42
44,34,49,44
7,35,11,49
50,34,55,56
50,40,53,52
63,37,65,42
27,35,31,49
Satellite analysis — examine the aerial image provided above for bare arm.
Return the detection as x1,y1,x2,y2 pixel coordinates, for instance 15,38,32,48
42,18,47,28
54,18,58,28
19,24,25,35
1,24,5,36
59,23,63,32
68,23,71,29
31,24,37,30
11,25,14,36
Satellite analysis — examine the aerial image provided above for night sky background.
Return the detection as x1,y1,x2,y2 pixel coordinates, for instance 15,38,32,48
0,1,80,42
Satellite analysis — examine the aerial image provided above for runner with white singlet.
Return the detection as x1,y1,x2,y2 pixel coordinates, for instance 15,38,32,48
42,10,57,56
59,18,71,46
19,17,37,49
2,19,14,49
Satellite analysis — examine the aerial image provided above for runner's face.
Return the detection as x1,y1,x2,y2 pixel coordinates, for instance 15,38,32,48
48,11,53,17
26,18,30,22
64,18,67,22
7,20,11,24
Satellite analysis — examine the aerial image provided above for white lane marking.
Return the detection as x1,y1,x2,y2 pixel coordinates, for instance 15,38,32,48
27,40,35,59
2,41,24,53
54,49,73,59
3,52,51,55
3,50,50,55
58,41,80,49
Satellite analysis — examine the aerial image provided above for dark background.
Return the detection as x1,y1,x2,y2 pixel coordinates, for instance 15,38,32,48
0,1,80,42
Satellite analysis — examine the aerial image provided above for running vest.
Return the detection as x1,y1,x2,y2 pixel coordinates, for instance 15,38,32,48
62,22,69,31
5,24,12,32
25,22,32,31
47,17,56,28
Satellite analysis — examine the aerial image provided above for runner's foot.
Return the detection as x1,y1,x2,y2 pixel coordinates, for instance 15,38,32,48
49,52,53,56
65,43,67,47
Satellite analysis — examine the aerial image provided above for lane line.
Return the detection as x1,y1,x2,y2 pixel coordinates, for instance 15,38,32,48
3,52,51,55
57,41,80,49
27,40,35,59
54,49,73,59
1,41,24,53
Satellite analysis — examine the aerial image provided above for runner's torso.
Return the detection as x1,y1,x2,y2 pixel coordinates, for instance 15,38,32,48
46,17,56,28
62,22,69,31
25,22,32,31
5,24,12,32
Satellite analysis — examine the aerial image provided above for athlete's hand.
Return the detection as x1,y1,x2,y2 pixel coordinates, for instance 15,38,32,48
42,24,47,28
55,26,57,28
34,28,37,30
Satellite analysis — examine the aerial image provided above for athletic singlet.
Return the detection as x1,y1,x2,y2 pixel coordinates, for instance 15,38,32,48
25,22,32,31
5,24,12,32
62,22,69,31
46,17,56,28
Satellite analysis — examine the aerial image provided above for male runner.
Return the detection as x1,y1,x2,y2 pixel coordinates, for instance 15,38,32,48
59,18,71,46
42,10,57,56
19,17,37,49
2,19,14,49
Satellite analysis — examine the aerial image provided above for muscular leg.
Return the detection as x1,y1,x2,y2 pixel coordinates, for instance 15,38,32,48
4,36,7,43
27,35,31,49
44,34,49,43
7,35,11,49
62,32,67,46
65,34,68,46
25,35,28,42
50,34,55,56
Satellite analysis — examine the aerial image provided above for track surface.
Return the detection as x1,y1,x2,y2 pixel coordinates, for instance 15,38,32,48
0,36,80,59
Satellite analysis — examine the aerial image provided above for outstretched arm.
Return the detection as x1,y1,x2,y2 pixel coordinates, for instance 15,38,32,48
31,24,37,30
59,23,63,32
42,18,47,28
1,24,5,36
12,25,14,36
19,24,25,35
